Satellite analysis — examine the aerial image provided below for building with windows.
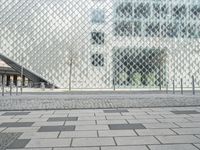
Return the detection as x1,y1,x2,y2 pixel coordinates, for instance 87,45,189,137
0,0,200,89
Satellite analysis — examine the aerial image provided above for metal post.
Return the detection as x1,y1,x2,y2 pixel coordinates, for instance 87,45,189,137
16,84,18,95
10,82,12,96
2,75,4,96
166,82,168,94
69,58,72,91
181,78,183,94
20,66,23,95
173,80,175,94
192,75,195,95
113,78,115,91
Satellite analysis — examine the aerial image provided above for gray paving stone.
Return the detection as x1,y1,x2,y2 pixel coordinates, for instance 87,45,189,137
109,123,146,130
38,125,75,132
171,110,200,114
194,144,200,149
135,129,175,136
54,148,99,150
72,137,115,146
26,139,71,148
148,144,199,150
0,122,34,127
2,127,40,133
156,135,200,144
172,128,200,135
97,120,127,125
103,109,129,113
115,136,159,145
2,112,30,116
101,146,148,150
7,139,30,149
98,130,137,137
47,117,78,122
175,122,200,128
59,131,97,138
19,132,59,139
143,123,179,129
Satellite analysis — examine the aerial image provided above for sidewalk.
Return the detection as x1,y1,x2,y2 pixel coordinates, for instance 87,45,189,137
0,107,200,150
0,92,200,110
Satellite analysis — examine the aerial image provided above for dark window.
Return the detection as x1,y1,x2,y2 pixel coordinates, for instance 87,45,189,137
191,5,200,20
145,22,160,37
134,3,150,19
91,32,104,45
116,2,132,18
179,22,187,38
153,4,168,19
133,21,142,37
91,9,105,23
114,21,132,36
173,5,186,20
91,54,104,67
188,24,197,38
161,22,178,38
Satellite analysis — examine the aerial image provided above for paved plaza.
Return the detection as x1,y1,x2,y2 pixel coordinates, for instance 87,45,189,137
0,92,200,110
0,107,200,149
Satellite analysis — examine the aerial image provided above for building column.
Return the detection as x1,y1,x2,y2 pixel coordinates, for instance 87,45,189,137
13,75,18,86
6,75,10,86
23,76,26,86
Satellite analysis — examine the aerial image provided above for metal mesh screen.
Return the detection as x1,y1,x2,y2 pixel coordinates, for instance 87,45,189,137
0,0,200,89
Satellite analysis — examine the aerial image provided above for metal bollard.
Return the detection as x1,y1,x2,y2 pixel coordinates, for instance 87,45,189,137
166,82,168,94
173,80,175,94
10,84,12,96
2,75,5,96
16,85,18,95
113,79,115,91
181,78,183,94
192,76,195,95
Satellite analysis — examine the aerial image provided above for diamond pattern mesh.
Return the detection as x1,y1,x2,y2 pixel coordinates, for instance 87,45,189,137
0,0,200,89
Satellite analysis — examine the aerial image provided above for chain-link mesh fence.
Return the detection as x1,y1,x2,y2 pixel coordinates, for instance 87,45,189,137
0,0,200,90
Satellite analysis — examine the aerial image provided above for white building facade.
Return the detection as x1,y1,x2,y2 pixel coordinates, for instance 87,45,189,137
0,0,200,89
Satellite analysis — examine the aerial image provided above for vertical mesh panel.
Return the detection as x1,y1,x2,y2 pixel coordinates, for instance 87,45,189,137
0,0,200,89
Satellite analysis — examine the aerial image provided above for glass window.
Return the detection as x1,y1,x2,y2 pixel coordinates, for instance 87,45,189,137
191,5,200,20
145,22,160,37
91,32,105,45
114,21,132,36
91,9,105,23
173,5,187,20
133,21,142,37
134,3,150,19
91,54,104,67
153,4,168,19
116,2,132,18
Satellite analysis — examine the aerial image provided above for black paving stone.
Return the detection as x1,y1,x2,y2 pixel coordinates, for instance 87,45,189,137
103,109,129,113
47,117,78,122
0,133,22,150
2,112,30,116
171,110,200,114
109,123,146,130
38,125,75,132
7,139,30,149
0,122,34,127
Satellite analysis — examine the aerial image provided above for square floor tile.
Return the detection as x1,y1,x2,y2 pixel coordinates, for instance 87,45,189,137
171,110,200,114
7,139,30,149
108,124,146,130
0,122,34,127
103,109,129,113
2,112,30,116
47,117,78,122
38,125,75,132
